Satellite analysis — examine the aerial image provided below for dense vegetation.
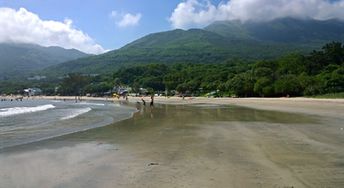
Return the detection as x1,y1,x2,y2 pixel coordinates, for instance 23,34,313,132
42,18,344,76
312,92,344,99
112,42,344,97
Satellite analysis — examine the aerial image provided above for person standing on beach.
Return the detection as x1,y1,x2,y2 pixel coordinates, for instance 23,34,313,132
150,95,154,107
141,98,146,106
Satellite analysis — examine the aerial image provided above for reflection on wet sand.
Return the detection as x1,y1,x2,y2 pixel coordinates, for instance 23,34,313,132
1,104,344,188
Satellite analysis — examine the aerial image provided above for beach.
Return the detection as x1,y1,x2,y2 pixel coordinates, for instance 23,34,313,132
1,97,344,187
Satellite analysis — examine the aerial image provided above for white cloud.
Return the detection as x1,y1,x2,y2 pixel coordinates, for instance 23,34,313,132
0,7,105,54
110,11,142,28
110,10,118,18
169,0,344,29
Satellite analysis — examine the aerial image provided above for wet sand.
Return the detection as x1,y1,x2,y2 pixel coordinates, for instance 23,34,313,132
39,95,344,118
1,100,344,187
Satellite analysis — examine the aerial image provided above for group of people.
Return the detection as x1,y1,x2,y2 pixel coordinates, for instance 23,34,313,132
0,96,24,101
139,95,154,107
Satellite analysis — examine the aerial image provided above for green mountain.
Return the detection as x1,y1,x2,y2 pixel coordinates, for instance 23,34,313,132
44,18,344,76
205,18,344,44
0,43,89,79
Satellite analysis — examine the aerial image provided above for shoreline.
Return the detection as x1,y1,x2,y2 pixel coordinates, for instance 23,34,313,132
2,95,343,120
11,95,344,118
3,95,344,102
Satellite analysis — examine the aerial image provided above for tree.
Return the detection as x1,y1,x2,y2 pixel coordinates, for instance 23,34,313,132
322,42,344,65
274,75,302,97
325,67,344,93
254,77,274,97
227,72,254,97
298,73,320,96
277,54,305,75
176,83,188,93
59,73,89,96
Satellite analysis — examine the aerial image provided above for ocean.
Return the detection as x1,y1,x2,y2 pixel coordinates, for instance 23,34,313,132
0,99,136,149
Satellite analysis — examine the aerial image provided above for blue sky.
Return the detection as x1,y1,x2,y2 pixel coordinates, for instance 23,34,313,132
0,0,343,54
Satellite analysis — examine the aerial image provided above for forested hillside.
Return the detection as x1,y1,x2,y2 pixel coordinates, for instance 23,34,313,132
0,43,89,80
2,42,343,97
111,42,344,97
43,18,344,76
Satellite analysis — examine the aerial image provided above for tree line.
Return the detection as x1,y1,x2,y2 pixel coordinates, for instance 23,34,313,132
112,42,344,97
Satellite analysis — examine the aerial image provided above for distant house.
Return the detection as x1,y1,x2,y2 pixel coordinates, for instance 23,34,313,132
118,88,128,95
24,88,42,96
139,88,148,95
27,75,46,81
81,74,99,77
113,86,131,96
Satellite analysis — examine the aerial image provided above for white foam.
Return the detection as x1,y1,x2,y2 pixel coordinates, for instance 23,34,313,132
76,102,105,106
0,104,55,117
61,107,92,120
50,100,62,103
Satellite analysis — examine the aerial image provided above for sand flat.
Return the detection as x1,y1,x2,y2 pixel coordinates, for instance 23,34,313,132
1,98,344,187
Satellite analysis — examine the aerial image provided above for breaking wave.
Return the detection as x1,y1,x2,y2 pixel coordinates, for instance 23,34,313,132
0,104,55,117
75,102,105,106
60,107,92,120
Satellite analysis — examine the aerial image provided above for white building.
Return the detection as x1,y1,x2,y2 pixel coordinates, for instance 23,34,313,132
24,88,42,96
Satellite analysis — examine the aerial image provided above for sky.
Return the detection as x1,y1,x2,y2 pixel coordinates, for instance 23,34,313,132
0,0,343,54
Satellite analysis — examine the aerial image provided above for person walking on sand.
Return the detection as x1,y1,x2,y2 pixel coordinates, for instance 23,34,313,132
141,98,146,106
150,95,154,107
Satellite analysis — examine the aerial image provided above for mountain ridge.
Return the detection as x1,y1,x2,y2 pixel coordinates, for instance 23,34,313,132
43,18,344,76
205,17,344,44
0,43,90,79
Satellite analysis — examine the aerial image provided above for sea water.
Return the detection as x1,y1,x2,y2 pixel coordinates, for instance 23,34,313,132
0,99,136,149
